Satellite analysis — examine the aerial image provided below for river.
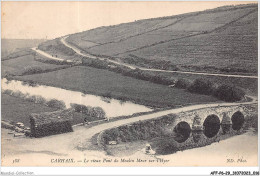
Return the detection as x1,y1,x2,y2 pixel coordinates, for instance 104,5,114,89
1,78,152,118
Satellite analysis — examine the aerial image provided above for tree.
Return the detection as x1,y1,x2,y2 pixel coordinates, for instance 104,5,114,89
46,99,66,109
188,78,214,95
215,84,245,102
175,78,191,89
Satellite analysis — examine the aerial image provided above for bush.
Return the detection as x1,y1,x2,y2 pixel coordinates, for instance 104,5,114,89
188,78,214,95
2,89,13,95
25,95,37,102
11,91,24,98
46,99,66,109
21,80,38,87
215,84,245,102
22,66,43,75
175,78,191,89
82,58,109,69
70,103,106,119
101,114,176,144
103,92,112,98
91,107,106,119
34,96,47,104
70,103,87,113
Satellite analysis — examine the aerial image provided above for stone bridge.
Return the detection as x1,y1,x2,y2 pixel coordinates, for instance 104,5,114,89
99,103,257,153
162,104,256,143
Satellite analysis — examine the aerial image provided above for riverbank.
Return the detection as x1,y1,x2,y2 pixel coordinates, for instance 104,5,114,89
2,78,152,118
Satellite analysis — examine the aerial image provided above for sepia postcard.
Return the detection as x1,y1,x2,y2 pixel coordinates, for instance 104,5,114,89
1,1,259,174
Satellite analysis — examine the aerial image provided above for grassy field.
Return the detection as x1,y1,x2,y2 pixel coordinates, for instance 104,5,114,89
15,66,219,108
2,39,46,58
66,17,179,47
86,7,255,56
53,4,257,75
38,38,79,60
128,10,257,74
32,4,257,75
1,94,59,127
67,5,255,48
1,54,68,76
1,94,98,127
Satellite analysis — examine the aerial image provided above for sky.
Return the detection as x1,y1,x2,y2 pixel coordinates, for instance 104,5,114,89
1,1,257,39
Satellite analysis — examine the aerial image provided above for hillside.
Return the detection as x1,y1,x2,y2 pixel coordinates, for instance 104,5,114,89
60,3,257,74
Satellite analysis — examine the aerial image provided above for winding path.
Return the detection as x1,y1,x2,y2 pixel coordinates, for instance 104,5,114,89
26,36,258,155
77,97,257,144
32,47,73,63
2,95,257,163
60,36,258,79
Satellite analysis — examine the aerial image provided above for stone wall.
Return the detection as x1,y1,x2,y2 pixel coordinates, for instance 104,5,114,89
98,103,257,154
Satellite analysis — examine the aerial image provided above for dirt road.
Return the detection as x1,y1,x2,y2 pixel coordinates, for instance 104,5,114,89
2,97,257,166
61,37,258,79
31,47,73,63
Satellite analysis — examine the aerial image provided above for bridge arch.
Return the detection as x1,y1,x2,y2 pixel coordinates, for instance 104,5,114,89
173,121,191,143
203,114,220,138
231,111,245,130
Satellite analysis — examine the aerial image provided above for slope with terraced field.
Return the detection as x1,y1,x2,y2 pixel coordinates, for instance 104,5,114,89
61,4,257,74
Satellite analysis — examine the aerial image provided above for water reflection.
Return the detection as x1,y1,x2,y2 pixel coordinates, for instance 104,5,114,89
1,78,152,118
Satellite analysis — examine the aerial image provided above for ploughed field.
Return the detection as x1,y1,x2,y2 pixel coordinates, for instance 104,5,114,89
63,4,257,74
124,10,258,74
15,66,219,108
1,4,257,128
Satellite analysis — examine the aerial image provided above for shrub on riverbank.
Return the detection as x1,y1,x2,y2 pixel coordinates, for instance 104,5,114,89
175,78,191,89
46,99,66,109
186,78,245,102
188,78,215,95
22,66,43,75
70,103,106,119
21,80,38,87
2,89,67,110
215,84,245,102
100,114,175,144
81,57,244,103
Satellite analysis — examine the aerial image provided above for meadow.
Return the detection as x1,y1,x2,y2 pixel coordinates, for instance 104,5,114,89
87,7,255,56
1,94,98,127
15,66,219,108
1,53,67,76
1,94,59,127
59,4,257,75
38,38,79,61
126,10,257,74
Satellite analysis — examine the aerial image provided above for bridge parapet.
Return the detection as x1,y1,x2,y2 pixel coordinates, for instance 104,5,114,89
99,103,257,154
169,104,246,128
